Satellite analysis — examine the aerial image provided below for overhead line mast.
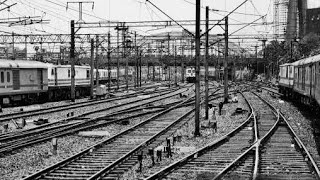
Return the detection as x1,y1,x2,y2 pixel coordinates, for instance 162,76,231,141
194,0,201,137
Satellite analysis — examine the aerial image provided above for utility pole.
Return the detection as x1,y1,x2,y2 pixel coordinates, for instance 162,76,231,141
218,41,220,81
174,42,177,86
254,45,258,75
139,50,142,87
115,25,128,90
90,38,94,99
194,0,201,137
25,36,27,60
95,35,99,87
40,37,43,61
168,33,170,87
70,20,75,102
204,6,209,120
224,16,228,102
124,28,128,90
135,31,138,88
12,32,15,60
147,43,151,81
160,41,163,82
116,28,120,90
261,39,267,78
107,32,111,92
181,39,185,83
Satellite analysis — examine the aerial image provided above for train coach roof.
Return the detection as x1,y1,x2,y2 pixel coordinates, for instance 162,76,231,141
292,54,320,66
0,59,48,69
53,64,90,68
279,63,292,67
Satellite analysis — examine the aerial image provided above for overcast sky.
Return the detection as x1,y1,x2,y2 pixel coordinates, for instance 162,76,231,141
0,0,273,35
0,0,319,53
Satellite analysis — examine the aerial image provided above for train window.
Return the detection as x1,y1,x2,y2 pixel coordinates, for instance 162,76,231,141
289,67,292,74
51,69,54,75
86,70,89,78
306,68,308,81
7,72,10,82
68,69,70,77
0,72,3,83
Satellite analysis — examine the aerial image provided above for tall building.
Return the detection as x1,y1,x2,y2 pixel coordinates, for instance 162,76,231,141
274,0,289,39
274,0,307,41
306,8,320,35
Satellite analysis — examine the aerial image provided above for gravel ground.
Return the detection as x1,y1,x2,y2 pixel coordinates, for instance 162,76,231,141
1,98,90,115
259,90,320,165
0,89,183,180
121,93,250,180
0,112,161,180
0,88,175,134
1,135,101,180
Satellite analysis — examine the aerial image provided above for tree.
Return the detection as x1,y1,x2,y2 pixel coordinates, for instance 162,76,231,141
264,40,286,78
298,33,320,57
265,40,286,63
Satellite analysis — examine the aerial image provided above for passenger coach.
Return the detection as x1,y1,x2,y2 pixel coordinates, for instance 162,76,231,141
0,60,48,106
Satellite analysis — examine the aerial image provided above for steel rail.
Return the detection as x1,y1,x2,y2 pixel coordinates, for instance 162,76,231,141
23,94,194,180
254,92,320,179
0,88,187,154
145,92,254,180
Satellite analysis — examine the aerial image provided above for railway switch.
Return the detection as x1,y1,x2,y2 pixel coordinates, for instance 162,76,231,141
156,150,162,162
137,152,143,172
52,138,57,155
21,119,26,128
148,148,155,166
3,124,8,132
166,138,172,158
173,136,177,146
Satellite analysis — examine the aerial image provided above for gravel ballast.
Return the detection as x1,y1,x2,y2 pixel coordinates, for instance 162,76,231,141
0,88,184,180
122,93,250,179
259,90,320,165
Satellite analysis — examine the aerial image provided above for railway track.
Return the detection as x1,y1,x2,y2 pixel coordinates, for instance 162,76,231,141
0,86,189,154
145,91,320,180
23,96,195,180
0,83,167,124
0,84,184,142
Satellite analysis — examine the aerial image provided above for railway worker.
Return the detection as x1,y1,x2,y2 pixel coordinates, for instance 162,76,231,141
208,104,217,133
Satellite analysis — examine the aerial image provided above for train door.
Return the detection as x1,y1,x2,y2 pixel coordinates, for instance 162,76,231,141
37,69,43,90
302,66,305,90
12,69,20,90
0,70,10,89
54,67,58,86
311,65,315,97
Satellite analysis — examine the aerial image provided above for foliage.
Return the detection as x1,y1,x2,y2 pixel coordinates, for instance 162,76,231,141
298,33,320,57
264,40,286,64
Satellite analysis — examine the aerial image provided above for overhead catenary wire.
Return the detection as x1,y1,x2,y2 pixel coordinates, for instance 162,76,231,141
200,0,250,38
45,0,109,21
146,0,194,37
